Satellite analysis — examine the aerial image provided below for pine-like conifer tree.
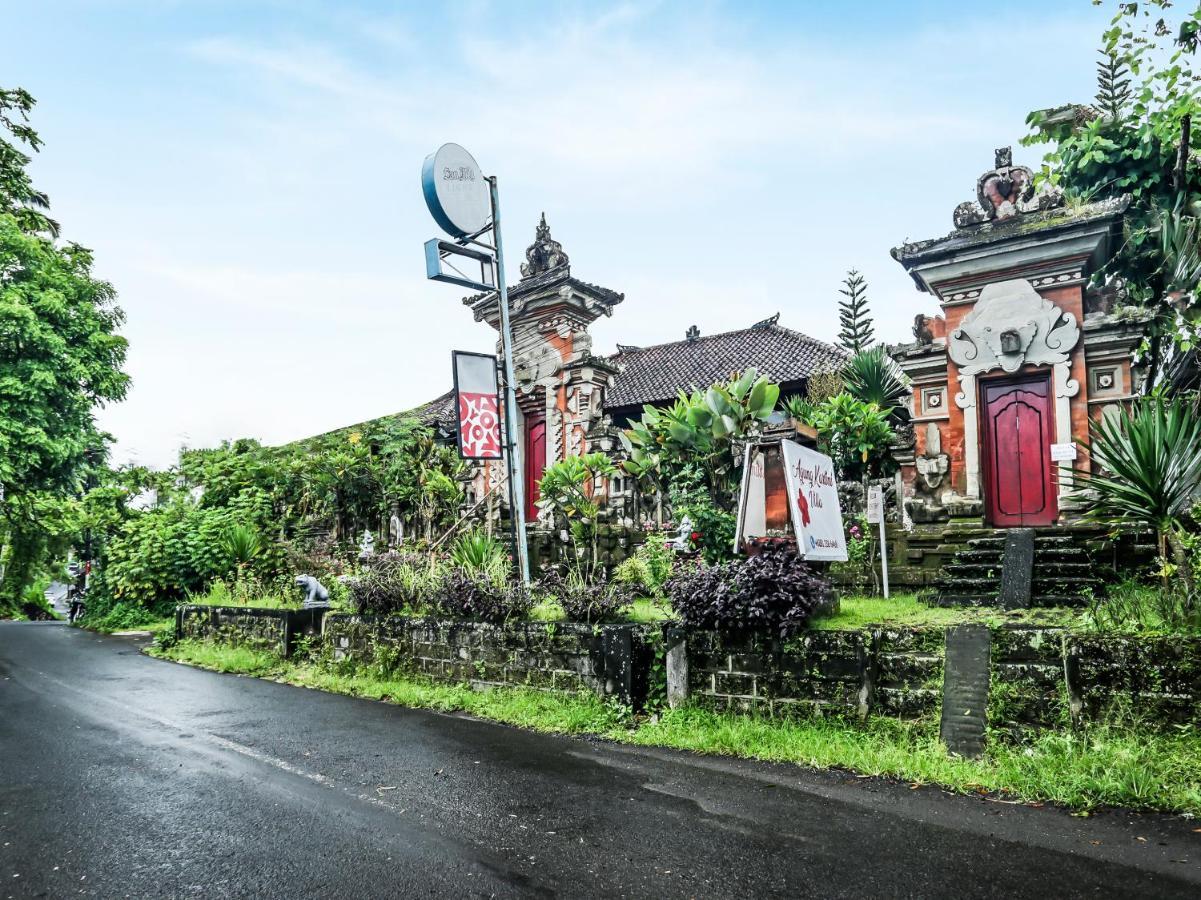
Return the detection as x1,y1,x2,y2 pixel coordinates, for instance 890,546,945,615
837,269,874,353
1095,49,1131,122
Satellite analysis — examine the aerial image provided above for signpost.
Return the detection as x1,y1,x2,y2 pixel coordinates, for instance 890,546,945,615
866,483,889,598
422,143,530,585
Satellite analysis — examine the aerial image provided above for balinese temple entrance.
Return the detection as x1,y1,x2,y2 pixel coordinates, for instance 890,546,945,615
885,146,1156,600
891,147,1149,531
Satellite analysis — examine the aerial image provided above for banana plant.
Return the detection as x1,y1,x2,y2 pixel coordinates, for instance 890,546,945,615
620,369,781,508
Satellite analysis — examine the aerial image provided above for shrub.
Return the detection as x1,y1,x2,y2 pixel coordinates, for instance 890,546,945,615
615,539,674,597
350,551,441,616
449,529,508,581
668,464,737,565
433,570,531,624
537,570,635,624
668,544,832,638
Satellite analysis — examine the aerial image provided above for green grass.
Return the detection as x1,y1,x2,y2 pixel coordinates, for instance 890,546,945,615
813,593,1087,631
186,580,296,610
626,598,674,624
154,638,1201,815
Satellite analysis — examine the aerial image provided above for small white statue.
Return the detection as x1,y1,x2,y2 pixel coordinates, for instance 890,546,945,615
671,514,694,552
358,529,375,560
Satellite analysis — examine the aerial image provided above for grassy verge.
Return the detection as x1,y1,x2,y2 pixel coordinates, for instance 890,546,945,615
813,594,1087,631
153,638,1201,816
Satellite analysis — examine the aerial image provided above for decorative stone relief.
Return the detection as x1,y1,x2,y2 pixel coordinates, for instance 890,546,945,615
915,424,949,493
952,147,1064,228
948,279,1080,376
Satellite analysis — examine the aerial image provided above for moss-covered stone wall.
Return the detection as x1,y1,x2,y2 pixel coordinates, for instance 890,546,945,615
321,614,655,706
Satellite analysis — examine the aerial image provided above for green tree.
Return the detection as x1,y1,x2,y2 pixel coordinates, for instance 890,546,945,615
1023,3,1201,388
0,88,58,237
621,368,779,509
836,269,874,353
0,87,129,610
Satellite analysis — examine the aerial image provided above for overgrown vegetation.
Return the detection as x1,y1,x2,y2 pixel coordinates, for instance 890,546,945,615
1024,0,1201,390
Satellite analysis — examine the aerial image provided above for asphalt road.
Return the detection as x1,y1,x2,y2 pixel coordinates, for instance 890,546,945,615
2,623,1199,899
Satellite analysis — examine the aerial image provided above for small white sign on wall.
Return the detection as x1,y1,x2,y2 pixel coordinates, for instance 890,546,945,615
866,486,884,524
1050,442,1078,462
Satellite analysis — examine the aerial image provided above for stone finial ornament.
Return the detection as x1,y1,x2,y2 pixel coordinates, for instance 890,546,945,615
520,213,569,278
913,314,935,346
948,279,1080,376
952,147,1064,228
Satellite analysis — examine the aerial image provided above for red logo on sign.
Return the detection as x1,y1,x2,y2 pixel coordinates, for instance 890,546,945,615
796,490,811,527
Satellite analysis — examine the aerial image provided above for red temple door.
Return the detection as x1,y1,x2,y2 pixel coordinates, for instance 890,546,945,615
524,415,546,521
981,376,1057,527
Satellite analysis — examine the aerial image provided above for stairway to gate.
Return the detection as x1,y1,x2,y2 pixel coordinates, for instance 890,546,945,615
936,528,1106,607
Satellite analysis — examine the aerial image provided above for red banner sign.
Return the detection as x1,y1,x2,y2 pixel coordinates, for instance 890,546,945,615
453,351,502,460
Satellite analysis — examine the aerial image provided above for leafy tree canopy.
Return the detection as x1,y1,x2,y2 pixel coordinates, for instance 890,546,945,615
1023,2,1201,387
0,86,128,610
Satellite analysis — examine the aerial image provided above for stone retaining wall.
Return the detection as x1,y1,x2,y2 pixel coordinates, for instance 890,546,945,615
320,614,654,705
176,606,1201,730
176,605,324,658
682,627,944,719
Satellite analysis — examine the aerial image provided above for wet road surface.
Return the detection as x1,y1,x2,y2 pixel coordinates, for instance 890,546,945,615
2,621,1199,898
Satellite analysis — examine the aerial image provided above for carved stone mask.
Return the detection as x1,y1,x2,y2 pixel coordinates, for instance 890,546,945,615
948,280,1079,376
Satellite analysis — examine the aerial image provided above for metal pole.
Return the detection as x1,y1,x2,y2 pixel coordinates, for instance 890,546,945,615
878,482,890,599
488,176,531,586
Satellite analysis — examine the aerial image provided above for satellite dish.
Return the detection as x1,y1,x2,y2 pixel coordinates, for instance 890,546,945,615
421,143,490,238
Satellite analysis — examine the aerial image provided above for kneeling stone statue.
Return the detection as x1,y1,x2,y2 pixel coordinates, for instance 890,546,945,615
295,574,330,609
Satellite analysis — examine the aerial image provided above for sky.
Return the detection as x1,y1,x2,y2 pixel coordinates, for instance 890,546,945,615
6,0,1109,469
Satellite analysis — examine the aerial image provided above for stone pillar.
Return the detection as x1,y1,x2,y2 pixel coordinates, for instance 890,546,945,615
1052,360,1080,505
665,627,689,709
954,373,980,498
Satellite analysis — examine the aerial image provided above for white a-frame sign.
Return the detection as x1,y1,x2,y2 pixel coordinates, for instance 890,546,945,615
734,439,848,562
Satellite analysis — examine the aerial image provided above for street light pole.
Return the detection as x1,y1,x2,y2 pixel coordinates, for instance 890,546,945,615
488,175,531,586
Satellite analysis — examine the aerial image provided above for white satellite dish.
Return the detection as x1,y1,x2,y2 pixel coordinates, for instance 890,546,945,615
421,143,491,238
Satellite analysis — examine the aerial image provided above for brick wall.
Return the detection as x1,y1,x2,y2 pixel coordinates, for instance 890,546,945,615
178,605,288,655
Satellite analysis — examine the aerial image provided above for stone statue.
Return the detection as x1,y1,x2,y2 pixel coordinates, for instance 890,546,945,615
670,515,694,552
906,423,952,524
388,515,403,547
912,314,934,346
295,575,330,609
952,147,1063,229
358,529,375,560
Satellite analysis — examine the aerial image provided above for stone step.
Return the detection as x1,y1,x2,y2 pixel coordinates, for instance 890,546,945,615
968,535,1077,550
932,593,998,607
945,561,1095,578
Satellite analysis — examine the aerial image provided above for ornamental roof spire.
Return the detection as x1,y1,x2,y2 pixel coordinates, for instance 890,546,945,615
952,146,1064,228
519,212,570,279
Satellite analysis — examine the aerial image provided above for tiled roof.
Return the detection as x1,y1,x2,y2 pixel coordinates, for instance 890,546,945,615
404,389,457,430
604,316,846,410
